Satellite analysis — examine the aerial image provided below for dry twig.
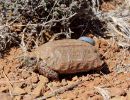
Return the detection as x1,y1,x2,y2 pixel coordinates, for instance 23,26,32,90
95,86,110,100
2,71,13,98
35,80,84,100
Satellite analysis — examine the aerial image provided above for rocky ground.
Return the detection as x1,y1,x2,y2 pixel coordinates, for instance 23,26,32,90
0,36,130,100
0,0,130,100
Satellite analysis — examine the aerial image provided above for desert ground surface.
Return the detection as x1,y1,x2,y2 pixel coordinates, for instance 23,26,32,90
0,0,130,100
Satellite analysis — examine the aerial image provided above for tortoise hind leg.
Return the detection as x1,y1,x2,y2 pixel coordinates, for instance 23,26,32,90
38,63,59,80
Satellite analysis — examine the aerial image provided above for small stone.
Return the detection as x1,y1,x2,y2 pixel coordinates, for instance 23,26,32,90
61,79,68,86
4,66,11,75
7,72,15,80
13,82,24,88
13,87,26,95
25,85,32,93
44,90,51,96
81,75,89,81
50,81,61,88
67,81,74,85
22,71,31,79
72,76,78,81
93,74,100,77
39,75,49,82
122,9,129,16
0,65,4,71
13,96,21,100
32,75,49,98
31,73,39,83
0,86,8,92
108,88,126,97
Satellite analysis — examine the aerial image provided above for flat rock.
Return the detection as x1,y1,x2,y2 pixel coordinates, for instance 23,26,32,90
32,75,49,98
13,87,26,95
107,87,126,97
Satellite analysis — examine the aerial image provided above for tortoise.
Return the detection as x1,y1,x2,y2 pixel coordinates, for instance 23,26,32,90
28,37,104,79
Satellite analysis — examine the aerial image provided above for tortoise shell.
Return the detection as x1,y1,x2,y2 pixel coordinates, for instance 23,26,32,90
34,39,103,74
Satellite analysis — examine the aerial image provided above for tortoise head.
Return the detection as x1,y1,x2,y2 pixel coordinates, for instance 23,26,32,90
18,56,39,71
78,36,95,46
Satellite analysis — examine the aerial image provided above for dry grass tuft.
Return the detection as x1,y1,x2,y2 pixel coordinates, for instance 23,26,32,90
0,0,130,57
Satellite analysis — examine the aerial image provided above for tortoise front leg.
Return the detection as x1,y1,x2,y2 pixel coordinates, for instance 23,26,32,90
38,62,59,80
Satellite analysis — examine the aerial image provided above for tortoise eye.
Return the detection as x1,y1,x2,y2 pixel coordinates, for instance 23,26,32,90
30,57,34,60
30,57,37,60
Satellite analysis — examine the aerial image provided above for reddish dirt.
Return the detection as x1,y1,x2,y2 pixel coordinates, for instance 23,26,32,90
0,0,130,100
0,37,130,100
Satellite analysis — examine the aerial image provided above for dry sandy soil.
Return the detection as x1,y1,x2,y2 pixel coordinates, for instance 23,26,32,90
0,0,130,100
0,36,130,100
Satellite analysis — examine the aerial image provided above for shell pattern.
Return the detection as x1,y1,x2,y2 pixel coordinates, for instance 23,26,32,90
34,39,103,74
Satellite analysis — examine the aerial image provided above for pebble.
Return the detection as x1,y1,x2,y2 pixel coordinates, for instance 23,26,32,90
31,73,39,83
24,85,32,93
61,79,68,86
4,66,11,75
50,81,61,88
13,87,26,95
81,75,89,81
13,96,21,100
67,80,75,85
0,65,4,71
22,71,31,79
107,87,126,97
0,86,8,92
72,76,78,81
47,82,61,90
7,72,15,80
122,9,129,16
32,75,49,98
93,74,100,77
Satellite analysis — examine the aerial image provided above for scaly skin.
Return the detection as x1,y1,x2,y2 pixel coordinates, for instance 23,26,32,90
38,62,59,80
